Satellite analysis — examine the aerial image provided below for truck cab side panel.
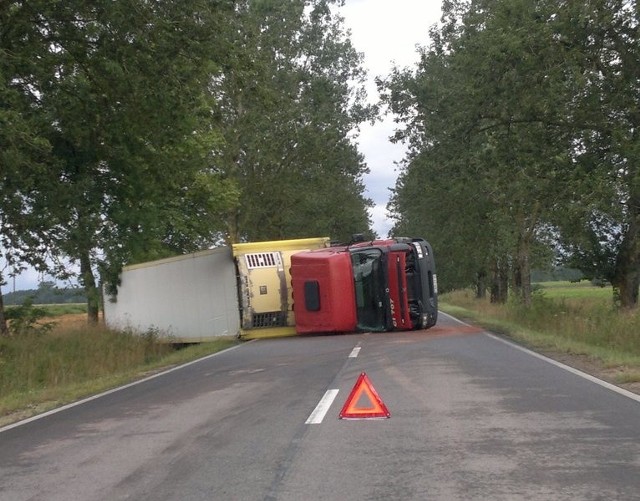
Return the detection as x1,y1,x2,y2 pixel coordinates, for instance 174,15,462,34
291,250,357,334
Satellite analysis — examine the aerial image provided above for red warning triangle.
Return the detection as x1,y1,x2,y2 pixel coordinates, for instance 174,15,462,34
339,372,390,419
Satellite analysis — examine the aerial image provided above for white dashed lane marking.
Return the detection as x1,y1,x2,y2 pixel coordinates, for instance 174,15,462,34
306,344,362,424
305,389,340,424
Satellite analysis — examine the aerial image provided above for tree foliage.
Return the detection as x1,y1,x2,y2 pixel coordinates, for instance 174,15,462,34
554,0,640,308
1,0,375,330
212,0,375,244
4,0,237,323
381,0,640,308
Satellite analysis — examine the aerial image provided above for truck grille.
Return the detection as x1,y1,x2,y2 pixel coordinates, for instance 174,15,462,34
252,311,287,328
244,252,282,269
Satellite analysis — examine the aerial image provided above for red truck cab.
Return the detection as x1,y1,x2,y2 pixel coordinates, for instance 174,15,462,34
291,237,438,334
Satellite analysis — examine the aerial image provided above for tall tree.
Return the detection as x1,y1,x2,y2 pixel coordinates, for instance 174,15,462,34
1,1,61,334
212,0,376,244
554,0,640,307
2,0,234,323
382,0,588,304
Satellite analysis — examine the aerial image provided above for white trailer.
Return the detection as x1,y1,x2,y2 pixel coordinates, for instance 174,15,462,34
103,237,330,342
103,247,239,342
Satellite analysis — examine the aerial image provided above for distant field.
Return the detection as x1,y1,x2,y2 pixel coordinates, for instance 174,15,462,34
535,281,613,301
6,303,88,317
41,303,88,316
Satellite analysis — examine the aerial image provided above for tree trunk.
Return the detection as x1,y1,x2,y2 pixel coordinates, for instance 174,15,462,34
0,289,8,337
490,257,509,303
476,270,487,299
514,239,533,307
612,218,640,309
614,271,640,309
80,251,100,324
226,209,241,244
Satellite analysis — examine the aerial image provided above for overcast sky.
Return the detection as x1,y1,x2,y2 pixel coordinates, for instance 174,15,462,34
338,0,443,237
2,1,443,293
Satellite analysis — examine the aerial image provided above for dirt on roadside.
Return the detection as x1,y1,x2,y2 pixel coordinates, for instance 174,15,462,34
47,313,105,335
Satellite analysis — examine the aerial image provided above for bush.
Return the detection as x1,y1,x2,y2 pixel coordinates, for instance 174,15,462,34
5,298,55,336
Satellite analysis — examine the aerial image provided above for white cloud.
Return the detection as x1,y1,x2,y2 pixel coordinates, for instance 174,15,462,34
341,0,440,75
339,0,442,234
1,257,79,294
369,203,394,237
1,266,42,295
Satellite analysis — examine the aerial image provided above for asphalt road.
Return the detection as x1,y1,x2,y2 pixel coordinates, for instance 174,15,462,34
1,313,639,500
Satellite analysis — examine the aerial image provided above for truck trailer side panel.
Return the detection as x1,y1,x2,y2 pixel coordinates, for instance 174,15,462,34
103,248,240,342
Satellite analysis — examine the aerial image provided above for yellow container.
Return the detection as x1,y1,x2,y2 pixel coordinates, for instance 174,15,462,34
232,238,330,338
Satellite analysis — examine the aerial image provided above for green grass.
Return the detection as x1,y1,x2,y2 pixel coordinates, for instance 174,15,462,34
439,283,640,385
40,303,89,316
534,281,612,300
0,324,239,426
5,303,88,316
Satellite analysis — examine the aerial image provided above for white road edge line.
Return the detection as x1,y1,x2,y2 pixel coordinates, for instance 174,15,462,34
306,389,339,424
442,310,640,403
439,310,475,328
0,341,249,434
349,346,361,358
486,332,640,404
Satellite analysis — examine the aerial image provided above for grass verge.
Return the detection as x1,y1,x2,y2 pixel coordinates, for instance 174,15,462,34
0,322,239,428
440,286,640,390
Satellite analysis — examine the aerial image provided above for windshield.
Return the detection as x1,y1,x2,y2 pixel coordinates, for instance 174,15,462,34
351,249,387,331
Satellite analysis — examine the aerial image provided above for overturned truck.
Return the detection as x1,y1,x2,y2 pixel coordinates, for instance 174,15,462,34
104,236,437,342
292,238,438,334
